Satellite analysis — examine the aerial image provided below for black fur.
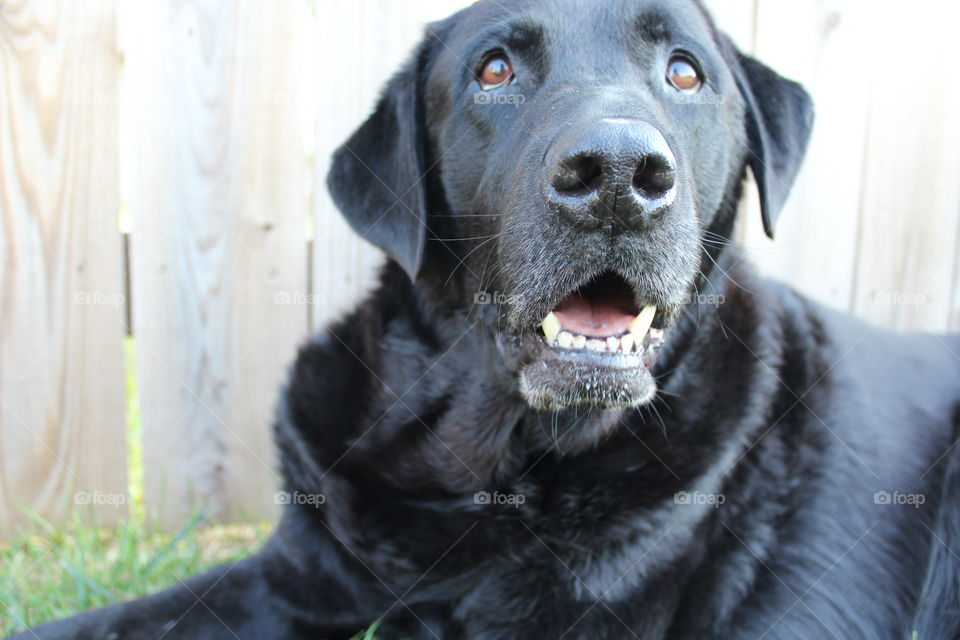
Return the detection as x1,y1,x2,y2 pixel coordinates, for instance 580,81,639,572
10,1,960,639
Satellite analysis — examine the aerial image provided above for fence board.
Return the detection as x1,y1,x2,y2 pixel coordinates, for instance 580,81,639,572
312,0,480,331
850,5,960,331
702,0,757,52
735,0,872,312
124,1,308,528
0,0,126,534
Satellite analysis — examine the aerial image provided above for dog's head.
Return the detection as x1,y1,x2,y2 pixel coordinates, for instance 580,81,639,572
328,0,813,412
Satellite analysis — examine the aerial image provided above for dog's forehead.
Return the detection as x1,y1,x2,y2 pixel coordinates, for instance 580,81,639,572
451,0,715,47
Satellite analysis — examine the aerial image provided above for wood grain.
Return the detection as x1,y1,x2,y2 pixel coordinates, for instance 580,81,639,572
311,0,471,332
703,0,757,53
124,0,309,528
849,4,960,331
0,0,127,534
740,0,873,312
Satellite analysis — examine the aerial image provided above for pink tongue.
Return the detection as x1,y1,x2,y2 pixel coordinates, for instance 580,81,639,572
553,296,636,338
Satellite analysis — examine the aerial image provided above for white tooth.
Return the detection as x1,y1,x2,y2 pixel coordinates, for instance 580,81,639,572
606,337,620,352
541,312,562,343
649,328,665,342
587,339,606,352
572,335,588,350
628,305,657,342
558,331,574,348
620,333,634,353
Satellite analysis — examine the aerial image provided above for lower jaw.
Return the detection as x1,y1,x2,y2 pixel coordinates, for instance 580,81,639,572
517,346,659,411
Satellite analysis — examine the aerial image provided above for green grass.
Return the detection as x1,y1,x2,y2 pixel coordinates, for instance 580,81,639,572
0,509,271,635
0,511,387,638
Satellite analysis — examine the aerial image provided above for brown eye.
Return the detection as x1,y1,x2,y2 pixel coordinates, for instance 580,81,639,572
479,54,514,90
667,56,702,93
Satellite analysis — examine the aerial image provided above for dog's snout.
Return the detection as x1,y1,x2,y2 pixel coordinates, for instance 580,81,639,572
546,119,677,230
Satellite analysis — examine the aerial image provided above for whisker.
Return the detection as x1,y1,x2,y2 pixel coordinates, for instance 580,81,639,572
444,229,516,287
648,402,669,442
702,250,754,296
431,233,505,242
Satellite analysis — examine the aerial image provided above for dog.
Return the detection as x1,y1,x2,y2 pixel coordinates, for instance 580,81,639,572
11,0,960,638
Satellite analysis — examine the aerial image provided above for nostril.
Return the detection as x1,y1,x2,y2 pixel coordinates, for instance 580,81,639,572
554,155,604,196
633,156,676,198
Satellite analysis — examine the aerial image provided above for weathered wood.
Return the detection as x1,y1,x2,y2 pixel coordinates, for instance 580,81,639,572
311,0,472,331
124,0,309,528
0,0,127,534
849,4,960,331
740,0,873,313
703,0,757,52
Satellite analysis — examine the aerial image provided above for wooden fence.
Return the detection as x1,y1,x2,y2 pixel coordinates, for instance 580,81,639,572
1,0,958,534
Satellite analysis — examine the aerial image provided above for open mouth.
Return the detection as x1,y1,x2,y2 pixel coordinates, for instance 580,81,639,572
511,271,672,411
538,272,665,357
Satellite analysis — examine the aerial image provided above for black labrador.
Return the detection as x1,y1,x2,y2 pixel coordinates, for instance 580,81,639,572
11,0,960,638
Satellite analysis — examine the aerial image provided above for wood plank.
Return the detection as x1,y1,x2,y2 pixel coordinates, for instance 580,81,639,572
0,0,127,534
738,0,872,312
702,0,757,53
124,1,309,528
850,4,960,332
311,0,484,331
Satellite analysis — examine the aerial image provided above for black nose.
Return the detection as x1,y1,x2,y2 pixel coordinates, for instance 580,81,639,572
545,118,677,230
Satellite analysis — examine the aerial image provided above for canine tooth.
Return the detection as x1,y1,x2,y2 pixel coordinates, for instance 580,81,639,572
572,335,588,349
628,306,657,342
606,337,620,352
541,312,562,343
620,333,634,353
587,339,606,352
557,331,574,348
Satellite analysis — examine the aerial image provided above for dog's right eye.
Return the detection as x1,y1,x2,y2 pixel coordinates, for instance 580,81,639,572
667,55,703,93
478,53,514,90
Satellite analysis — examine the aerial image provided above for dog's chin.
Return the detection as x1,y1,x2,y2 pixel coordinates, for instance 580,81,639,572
519,346,659,410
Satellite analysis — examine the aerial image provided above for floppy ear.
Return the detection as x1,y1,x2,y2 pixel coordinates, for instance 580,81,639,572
326,34,437,280
723,40,815,238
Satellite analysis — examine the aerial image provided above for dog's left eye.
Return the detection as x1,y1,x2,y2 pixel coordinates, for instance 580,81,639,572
478,53,514,90
667,56,702,93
